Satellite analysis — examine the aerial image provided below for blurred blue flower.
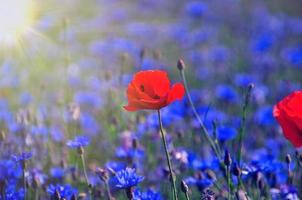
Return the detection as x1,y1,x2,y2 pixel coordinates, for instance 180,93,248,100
217,126,237,141
47,184,77,199
105,161,127,172
80,112,101,136
255,106,275,126
282,47,302,66
12,152,32,162
50,167,65,179
66,135,90,148
114,168,144,189
215,85,239,103
234,74,255,87
251,33,275,53
185,1,208,18
50,126,64,142
133,188,162,200
184,176,213,191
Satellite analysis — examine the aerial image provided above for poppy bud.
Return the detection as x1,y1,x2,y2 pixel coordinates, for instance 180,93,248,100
224,150,232,167
177,59,186,71
181,180,189,194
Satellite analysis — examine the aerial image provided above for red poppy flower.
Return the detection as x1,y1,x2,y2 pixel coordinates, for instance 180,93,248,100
273,91,302,148
124,70,185,111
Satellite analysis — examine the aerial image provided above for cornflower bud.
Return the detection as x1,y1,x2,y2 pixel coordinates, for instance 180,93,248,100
224,150,232,167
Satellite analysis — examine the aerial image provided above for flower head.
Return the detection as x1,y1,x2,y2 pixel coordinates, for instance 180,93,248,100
114,168,144,189
124,70,185,111
66,135,90,148
133,188,162,200
273,91,302,147
12,152,32,162
47,184,77,200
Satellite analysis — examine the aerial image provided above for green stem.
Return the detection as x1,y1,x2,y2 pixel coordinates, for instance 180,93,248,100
226,166,231,200
22,161,27,200
157,110,178,200
104,181,112,200
237,84,253,166
185,192,190,200
179,70,220,159
80,153,92,200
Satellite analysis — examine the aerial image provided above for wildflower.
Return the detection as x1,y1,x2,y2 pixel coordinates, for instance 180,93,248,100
12,152,32,162
66,136,90,149
47,184,77,200
273,90,302,147
123,70,184,111
114,168,144,189
217,126,237,141
133,188,162,200
185,1,208,18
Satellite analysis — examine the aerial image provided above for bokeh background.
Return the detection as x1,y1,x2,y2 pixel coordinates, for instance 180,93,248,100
0,0,302,199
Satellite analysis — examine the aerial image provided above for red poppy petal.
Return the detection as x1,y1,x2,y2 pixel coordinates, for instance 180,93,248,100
151,70,170,97
123,105,140,112
167,83,185,104
274,105,302,148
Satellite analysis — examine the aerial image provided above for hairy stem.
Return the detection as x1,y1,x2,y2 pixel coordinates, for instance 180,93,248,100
157,110,178,200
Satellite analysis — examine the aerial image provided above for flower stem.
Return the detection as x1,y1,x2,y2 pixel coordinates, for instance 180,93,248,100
184,192,190,200
179,69,220,159
22,161,27,200
80,153,92,200
157,110,178,200
104,181,113,200
237,84,253,166
226,166,231,200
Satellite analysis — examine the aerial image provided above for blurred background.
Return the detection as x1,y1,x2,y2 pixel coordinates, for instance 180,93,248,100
0,0,302,199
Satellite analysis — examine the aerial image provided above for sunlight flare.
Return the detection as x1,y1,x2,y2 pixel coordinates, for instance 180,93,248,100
0,0,35,46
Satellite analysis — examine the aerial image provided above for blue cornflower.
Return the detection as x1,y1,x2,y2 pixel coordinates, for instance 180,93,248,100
66,135,90,148
255,106,275,126
0,160,22,181
50,167,65,179
215,85,239,103
105,161,127,172
133,188,162,200
114,168,144,189
282,47,302,66
217,126,237,141
12,152,32,162
185,1,208,18
47,184,77,199
1,185,25,200
184,177,214,191
251,33,275,53
115,147,144,159
80,112,101,136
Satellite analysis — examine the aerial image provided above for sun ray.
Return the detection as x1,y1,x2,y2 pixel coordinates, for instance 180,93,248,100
0,0,36,47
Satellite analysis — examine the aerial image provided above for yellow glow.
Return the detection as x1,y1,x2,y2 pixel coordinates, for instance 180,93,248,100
0,0,35,46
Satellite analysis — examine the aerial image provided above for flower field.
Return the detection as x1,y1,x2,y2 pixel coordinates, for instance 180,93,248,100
0,0,302,199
